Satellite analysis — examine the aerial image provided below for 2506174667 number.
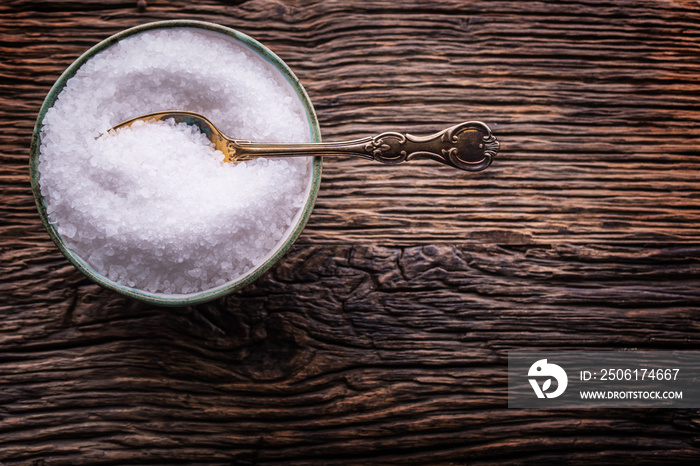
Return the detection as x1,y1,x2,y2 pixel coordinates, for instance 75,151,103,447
599,368,679,381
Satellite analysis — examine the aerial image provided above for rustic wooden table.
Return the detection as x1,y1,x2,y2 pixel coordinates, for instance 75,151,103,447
2,0,700,464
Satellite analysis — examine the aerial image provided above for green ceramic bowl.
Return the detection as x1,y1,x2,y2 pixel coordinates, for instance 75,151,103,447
29,20,322,306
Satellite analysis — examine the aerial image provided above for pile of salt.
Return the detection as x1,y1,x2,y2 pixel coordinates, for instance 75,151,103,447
38,28,313,295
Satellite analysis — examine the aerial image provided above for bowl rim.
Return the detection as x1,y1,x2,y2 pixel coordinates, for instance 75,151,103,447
29,19,322,306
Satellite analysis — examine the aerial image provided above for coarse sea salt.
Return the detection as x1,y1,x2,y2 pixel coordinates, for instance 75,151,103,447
38,28,313,295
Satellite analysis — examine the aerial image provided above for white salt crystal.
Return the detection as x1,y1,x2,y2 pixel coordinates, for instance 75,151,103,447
59,222,77,238
39,28,313,295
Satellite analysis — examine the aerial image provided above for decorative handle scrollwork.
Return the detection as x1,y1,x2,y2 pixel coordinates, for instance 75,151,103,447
362,122,500,171
231,121,499,172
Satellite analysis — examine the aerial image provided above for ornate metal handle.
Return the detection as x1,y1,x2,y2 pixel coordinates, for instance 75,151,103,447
227,121,500,171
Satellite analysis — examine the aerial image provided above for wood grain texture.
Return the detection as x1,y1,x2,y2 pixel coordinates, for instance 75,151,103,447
2,0,700,464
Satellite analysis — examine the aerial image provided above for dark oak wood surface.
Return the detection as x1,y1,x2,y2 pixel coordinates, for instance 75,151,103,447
2,0,700,464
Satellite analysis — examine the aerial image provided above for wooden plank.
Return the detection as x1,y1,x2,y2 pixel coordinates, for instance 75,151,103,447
1,0,700,464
